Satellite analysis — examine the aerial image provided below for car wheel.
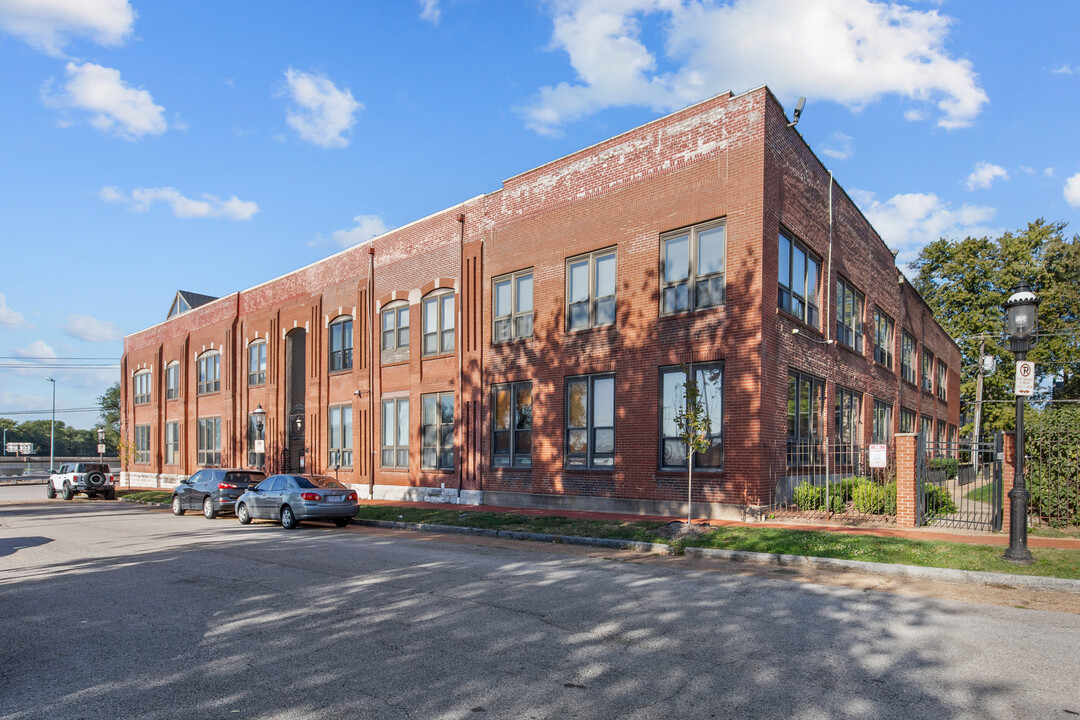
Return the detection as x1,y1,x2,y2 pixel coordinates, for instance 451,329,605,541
104,488,116,501
172,495,186,516
237,503,251,525
46,482,56,499
62,483,73,501
280,505,298,530
333,517,349,528
203,496,217,520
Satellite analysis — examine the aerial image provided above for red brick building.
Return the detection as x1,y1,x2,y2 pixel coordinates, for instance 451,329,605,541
121,86,960,519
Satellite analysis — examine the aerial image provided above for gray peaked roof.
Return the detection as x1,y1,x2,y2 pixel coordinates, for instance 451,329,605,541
167,290,219,319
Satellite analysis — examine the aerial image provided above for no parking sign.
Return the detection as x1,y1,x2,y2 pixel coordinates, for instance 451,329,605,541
1015,360,1035,396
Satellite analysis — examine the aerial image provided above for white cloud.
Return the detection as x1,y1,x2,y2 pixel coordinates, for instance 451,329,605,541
522,0,987,135
100,186,259,220
63,314,122,342
853,189,999,266
283,68,361,149
419,0,441,24
0,292,29,329
14,340,58,361
44,62,166,140
1019,165,1035,175
310,214,391,248
1064,173,1080,208
0,0,135,56
1052,64,1075,75
820,131,853,161
903,109,926,122
1045,167,1057,178
965,161,1008,191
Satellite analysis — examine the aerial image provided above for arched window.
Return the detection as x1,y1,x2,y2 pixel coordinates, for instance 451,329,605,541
165,362,180,400
197,351,221,395
248,340,267,386
328,317,353,372
133,370,152,405
380,300,409,364
422,289,454,356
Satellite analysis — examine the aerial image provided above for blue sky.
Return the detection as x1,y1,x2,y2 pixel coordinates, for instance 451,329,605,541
1,0,1077,430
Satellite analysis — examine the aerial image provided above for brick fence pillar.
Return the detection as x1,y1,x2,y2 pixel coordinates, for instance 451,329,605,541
1002,432,1016,533
895,433,918,527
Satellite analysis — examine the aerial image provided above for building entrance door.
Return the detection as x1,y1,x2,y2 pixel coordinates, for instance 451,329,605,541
284,328,306,473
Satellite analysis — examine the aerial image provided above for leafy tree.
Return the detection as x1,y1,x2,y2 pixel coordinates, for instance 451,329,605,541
909,220,1080,435
98,381,121,451
675,364,713,525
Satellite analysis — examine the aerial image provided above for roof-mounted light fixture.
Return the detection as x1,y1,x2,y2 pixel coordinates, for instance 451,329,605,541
787,97,806,128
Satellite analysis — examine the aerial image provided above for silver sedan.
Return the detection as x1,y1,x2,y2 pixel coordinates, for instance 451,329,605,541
235,474,359,529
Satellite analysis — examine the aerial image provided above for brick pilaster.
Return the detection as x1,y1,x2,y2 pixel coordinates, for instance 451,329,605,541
895,433,918,527
1002,432,1016,533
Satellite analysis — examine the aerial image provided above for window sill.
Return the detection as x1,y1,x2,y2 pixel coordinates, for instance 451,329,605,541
380,466,409,473
381,359,409,368
565,323,616,335
491,335,533,346
328,368,353,376
777,308,824,338
657,467,723,475
421,352,455,361
835,342,864,360
563,465,616,472
420,467,455,473
196,391,221,398
660,303,726,320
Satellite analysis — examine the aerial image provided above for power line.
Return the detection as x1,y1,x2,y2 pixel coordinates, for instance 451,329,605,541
0,364,119,369
0,356,118,360
0,407,101,415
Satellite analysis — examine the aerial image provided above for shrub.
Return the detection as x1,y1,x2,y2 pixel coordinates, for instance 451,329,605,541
791,479,855,514
850,478,898,515
923,483,958,515
792,481,823,511
928,457,959,479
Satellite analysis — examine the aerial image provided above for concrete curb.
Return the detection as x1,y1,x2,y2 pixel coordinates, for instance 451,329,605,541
355,519,1080,594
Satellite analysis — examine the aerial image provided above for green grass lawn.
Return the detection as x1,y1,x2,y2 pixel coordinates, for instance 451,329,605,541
354,505,1080,581
118,489,172,504
963,482,996,503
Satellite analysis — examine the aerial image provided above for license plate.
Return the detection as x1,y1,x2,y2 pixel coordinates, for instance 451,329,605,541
326,495,343,503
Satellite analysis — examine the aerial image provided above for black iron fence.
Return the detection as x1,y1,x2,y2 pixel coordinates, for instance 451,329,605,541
1025,427,1080,528
917,433,1002,531
770,439,896,522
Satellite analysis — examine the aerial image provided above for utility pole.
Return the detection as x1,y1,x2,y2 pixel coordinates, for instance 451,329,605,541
972,337,985,449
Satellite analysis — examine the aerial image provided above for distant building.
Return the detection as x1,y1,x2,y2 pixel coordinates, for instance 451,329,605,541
121,85,960,519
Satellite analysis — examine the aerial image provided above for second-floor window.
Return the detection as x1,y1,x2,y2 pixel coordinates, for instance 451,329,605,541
133,371,151,405
873,309,894,368
493,270,533,342
777,231,820,327
328,405,353,468
165,363,179,400
567,248,616,330
422,290,455,356
922,350,934,393
661,221,726,314
936,360,947,401
836,278,864,352
248,341,266,386
381,301,410,363
197,352,220,395
493,381,532,467
329,317,353,372
901,333,916,385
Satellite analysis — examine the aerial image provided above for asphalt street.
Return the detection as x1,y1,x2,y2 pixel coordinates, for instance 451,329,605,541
2,486,1079,720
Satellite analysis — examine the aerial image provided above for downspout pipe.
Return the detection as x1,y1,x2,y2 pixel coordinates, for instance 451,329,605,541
457,213,465,500
367,246,375,499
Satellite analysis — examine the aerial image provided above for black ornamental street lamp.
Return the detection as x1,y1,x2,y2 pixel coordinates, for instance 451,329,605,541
1003,282,1039,564
251,404,266,473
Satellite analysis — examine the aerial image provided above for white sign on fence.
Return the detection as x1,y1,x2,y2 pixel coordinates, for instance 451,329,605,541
869,444,888,468
1015,360,1035,396
6,442,33,455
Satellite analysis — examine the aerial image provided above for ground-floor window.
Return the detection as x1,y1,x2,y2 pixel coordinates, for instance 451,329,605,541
786,370,823,466
872,400,893,444
566,373,615,468
134,424,150,464
197,417,221,467
660,364,723,469
247,414,264,469
493,381,532,467
422,392,454,470
381,397,409,468
899,408,916,434
328,405,353,468
834,386,862,465
165,421,179,465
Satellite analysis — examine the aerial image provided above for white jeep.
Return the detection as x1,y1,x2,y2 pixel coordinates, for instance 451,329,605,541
47,462,118,501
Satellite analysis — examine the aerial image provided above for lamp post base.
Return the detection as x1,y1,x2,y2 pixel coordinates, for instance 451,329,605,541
1003,486,1034,565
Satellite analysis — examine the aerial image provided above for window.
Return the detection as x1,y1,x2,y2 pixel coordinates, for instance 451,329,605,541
786,371,823,466
247,414,264,468
873,309,894,368
165,422,179,465
567,248,616,330
328,405,353,468
901,333,916,385
197,417,221,466
935,419,946,445
922,350,934,393
900,407,916,434
835,278,864,352
662,221,726,314
381,397,409,468
835,386,862,465
777,231,820,327
133,371,151,405
949,424,957,444
921,415,934,439
422,290,455,356
872,400,893,444
248,341,266,386
421,392,454,469
134,424,150,464
197,352,220,395
165,363,179,400
566,373,616,468
658,364,724,469
380,301,410,362
493,270,534,342
493,382,532,467
936,360,947,401
329,317,353,372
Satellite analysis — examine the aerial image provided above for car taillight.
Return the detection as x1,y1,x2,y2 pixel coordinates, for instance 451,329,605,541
218,483,238,489
346,492,357,502
301,492,322,501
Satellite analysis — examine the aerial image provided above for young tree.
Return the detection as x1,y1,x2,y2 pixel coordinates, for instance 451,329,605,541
675,364,713,525
98,381,121,451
